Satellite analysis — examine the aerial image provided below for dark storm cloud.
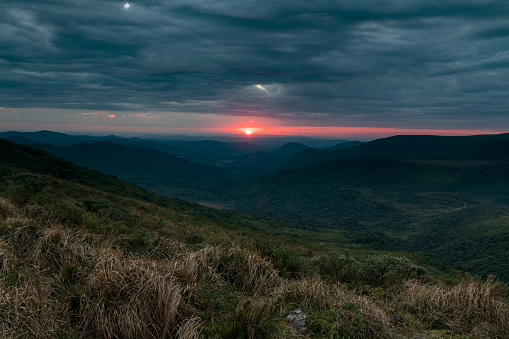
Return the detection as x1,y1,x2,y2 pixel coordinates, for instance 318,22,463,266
2,0,509,128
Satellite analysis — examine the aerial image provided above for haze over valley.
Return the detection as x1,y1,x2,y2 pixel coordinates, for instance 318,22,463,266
3,130,509,283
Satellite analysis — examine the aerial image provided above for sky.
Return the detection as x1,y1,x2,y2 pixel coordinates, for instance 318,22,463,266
1,0,509,138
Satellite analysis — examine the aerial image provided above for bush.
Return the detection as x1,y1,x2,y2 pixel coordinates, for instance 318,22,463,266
308,302,384,338
9,173,46,193
83,197,112,213
205,300,278,339
319,252,360,284
357,255,428,287
253,239,313,278
196,281,239,315
4,174,46,206
53,202,83,226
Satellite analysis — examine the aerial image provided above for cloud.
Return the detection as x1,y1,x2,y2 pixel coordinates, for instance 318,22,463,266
1,0,509,131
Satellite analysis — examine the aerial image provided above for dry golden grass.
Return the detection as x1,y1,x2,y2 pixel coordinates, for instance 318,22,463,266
35,227,91,271
2,221,40,264
0,239,12,274
0,197,15,218
189,246,282,296
176,316,203,339
79,248,188,338
145,236,188,261
400,277,509,337
0,273,65,338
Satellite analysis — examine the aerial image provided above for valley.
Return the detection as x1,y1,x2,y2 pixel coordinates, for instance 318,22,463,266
3,130,509,282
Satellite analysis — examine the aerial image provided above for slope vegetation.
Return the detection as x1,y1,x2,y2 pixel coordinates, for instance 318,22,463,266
1,139,508,338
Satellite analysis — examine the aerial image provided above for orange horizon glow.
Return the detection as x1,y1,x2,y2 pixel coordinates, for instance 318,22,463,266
1,121,505,139
234,125,504,139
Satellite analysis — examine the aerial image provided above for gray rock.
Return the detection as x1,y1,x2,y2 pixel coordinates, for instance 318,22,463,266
283,308,307,335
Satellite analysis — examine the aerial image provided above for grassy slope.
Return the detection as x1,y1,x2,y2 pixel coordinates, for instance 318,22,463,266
1,139,509,338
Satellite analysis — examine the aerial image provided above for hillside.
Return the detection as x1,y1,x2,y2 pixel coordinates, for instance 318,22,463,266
220,156,509,281
31,141,227,200
1,139,508,338
281,133,509,170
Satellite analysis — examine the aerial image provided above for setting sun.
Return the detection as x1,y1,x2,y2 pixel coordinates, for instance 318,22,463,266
245,130,252,135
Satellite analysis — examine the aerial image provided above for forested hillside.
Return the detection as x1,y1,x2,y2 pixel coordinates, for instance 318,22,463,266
221,156,509,281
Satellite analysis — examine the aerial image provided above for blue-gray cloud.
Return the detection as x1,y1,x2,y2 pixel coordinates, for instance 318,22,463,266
2,0,509,129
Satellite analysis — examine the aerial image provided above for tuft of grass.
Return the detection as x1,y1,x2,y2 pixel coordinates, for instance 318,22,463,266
192,246,283,296
78,248,189,338
274,276,393,338
35,227,91,271
0,239,12,274
0,197,15,219
1,222,41,264
175,316,203,339
400,276,509,337
0,273,65,338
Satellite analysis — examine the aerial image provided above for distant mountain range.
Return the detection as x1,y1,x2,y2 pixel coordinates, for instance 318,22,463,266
0,130,361,183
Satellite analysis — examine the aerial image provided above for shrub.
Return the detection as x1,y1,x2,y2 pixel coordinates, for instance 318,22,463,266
5,174,46,206
319,252,360,284
83,197,112,213
253,239,313,278
308,302,384,338
274,277,392,338
204,299,278,339
196,281,239,316
53,202,83,226
357,255,428,288
184,232,204,245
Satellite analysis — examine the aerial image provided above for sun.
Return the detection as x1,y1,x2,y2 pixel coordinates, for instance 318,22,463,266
245,130,252,135
124,2,130,9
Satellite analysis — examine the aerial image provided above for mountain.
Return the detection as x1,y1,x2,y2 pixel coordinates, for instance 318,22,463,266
34,141,227,200
279,133,509,170
271,142,310,157
322,133,509,160
0,130,76,144
328,140,364,150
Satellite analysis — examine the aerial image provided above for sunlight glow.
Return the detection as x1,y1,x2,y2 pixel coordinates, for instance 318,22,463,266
255,84,266,92
124,2,130,9
238,127,260,135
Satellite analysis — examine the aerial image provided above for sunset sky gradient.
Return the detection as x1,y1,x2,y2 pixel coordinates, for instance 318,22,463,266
2,1,509,138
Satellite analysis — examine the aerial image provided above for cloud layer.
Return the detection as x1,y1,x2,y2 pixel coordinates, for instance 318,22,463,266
2,0,509,131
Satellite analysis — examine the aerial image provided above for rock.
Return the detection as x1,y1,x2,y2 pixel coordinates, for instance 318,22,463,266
282,308,307,335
